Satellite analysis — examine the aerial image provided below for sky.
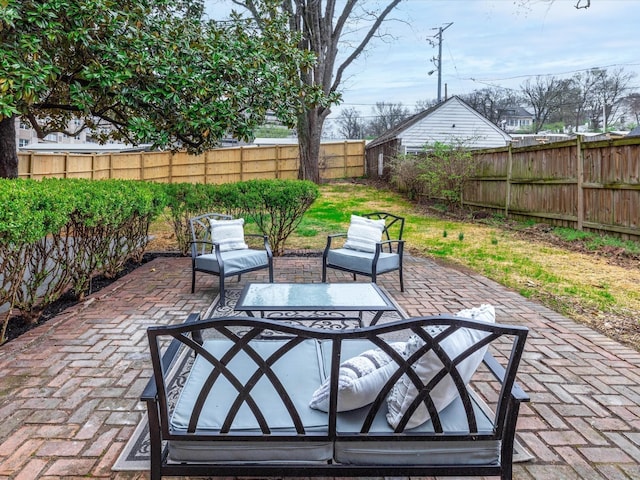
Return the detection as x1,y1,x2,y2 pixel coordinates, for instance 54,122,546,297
205,0,640,124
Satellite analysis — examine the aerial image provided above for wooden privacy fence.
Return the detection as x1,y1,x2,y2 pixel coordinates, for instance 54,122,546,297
17,140,366,183
464,136,640,241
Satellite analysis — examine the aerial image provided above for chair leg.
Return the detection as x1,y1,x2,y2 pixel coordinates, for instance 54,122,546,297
219,277,226,306
352,273,357,281
399,269,404,292
191,269,196,294
322,262,327,283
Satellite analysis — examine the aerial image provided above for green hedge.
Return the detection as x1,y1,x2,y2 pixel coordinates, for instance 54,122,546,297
0,178,318,343
0,178,166,342
165,179,319,255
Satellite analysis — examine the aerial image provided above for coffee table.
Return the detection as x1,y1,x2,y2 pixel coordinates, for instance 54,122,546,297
235,282,398,327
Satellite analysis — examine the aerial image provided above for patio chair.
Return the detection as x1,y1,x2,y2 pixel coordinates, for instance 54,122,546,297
322,212,405,291
189,213,273,305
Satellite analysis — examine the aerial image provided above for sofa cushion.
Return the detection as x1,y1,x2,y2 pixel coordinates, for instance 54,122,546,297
344,215,385,253
386,305,496,429
335,389,499,465
169,338,331,463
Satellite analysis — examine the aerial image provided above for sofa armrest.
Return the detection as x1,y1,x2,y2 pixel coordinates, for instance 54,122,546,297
483,351,529,403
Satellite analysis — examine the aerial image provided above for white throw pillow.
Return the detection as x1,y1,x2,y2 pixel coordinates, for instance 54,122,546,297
386,304,496,429
209,218,248,252
343,215,386,253
309,342,405,412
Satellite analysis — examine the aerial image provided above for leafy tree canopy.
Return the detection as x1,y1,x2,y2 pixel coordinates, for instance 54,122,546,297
0,0,326,176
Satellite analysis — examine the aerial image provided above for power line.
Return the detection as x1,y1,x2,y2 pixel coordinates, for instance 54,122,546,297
469,62,640,84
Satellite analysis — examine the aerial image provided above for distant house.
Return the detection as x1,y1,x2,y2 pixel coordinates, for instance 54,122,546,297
365,96,511,178
501,106,534,132
628,125,640,137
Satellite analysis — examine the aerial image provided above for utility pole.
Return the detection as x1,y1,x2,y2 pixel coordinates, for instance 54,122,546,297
428,22,453,103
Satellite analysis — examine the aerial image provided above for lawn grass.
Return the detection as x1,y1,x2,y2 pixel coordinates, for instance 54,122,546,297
147,181,639,340
284,182,640,323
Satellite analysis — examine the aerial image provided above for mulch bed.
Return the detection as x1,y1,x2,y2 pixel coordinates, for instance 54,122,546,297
2,252,180,344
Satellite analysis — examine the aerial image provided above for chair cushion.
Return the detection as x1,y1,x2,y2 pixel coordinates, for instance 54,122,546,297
386,305,496,429
344,215,385,253
209,218,248,252
309,341,405,412
327,248,399,274
195,249,268,275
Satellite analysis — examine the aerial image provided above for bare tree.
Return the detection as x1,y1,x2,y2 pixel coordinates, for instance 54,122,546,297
366,102,411,138
414,99,438,113
579,68,636,131
624,93,640,125
460,87,524,125
230,0,404,182
520,76,571,133
600,68,636,130
336,107,365,139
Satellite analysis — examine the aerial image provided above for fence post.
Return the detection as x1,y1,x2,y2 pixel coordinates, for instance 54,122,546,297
27,153,33,178
344,141,348,178
240,146,245,181
169,151,174,184
576,135,584,231
505,143,513,218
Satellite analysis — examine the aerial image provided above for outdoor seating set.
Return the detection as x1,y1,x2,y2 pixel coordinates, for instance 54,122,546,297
189,211,405,304
141,212,530,479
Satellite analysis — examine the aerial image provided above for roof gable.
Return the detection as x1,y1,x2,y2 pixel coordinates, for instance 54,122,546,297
367,96,511,150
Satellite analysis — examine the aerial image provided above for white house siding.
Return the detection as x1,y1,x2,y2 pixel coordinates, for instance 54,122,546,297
398,97,511,151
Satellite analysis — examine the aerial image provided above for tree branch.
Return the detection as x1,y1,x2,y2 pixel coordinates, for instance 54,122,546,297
332,0,404,95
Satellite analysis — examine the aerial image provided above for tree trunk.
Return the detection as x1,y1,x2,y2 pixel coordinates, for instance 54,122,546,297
0,116,19,179
297,107,324,183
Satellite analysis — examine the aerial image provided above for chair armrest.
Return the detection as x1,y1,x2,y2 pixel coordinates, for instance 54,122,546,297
189,240,215,258
245,233,273,257
324,233,348,255
375,239,405,255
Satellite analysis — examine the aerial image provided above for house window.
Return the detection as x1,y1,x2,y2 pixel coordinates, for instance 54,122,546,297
19,139,30,147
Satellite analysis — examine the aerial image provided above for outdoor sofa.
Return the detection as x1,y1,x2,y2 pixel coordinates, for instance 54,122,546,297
141,311,529,480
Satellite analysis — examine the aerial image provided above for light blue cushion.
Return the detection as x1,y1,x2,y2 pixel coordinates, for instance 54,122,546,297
169,338,332,463
195,249,268,275
327,248,399,274
334,393,499,466
168,338,499,467
321,341,500,466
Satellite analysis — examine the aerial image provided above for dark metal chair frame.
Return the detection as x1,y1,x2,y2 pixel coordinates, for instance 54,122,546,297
322,212,406,291
142,313,529,480
189,213,273,304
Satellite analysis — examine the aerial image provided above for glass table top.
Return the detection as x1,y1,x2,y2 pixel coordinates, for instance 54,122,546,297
236,283,395,311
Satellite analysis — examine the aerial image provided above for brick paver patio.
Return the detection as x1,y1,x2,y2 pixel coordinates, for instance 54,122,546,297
1,254,639,479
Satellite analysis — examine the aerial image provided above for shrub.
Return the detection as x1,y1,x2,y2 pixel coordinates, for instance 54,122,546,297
417,142,476,207
235,180,319,256
388,154,425,200
164,180,319,256
389,141,477,207
0,179,167,342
